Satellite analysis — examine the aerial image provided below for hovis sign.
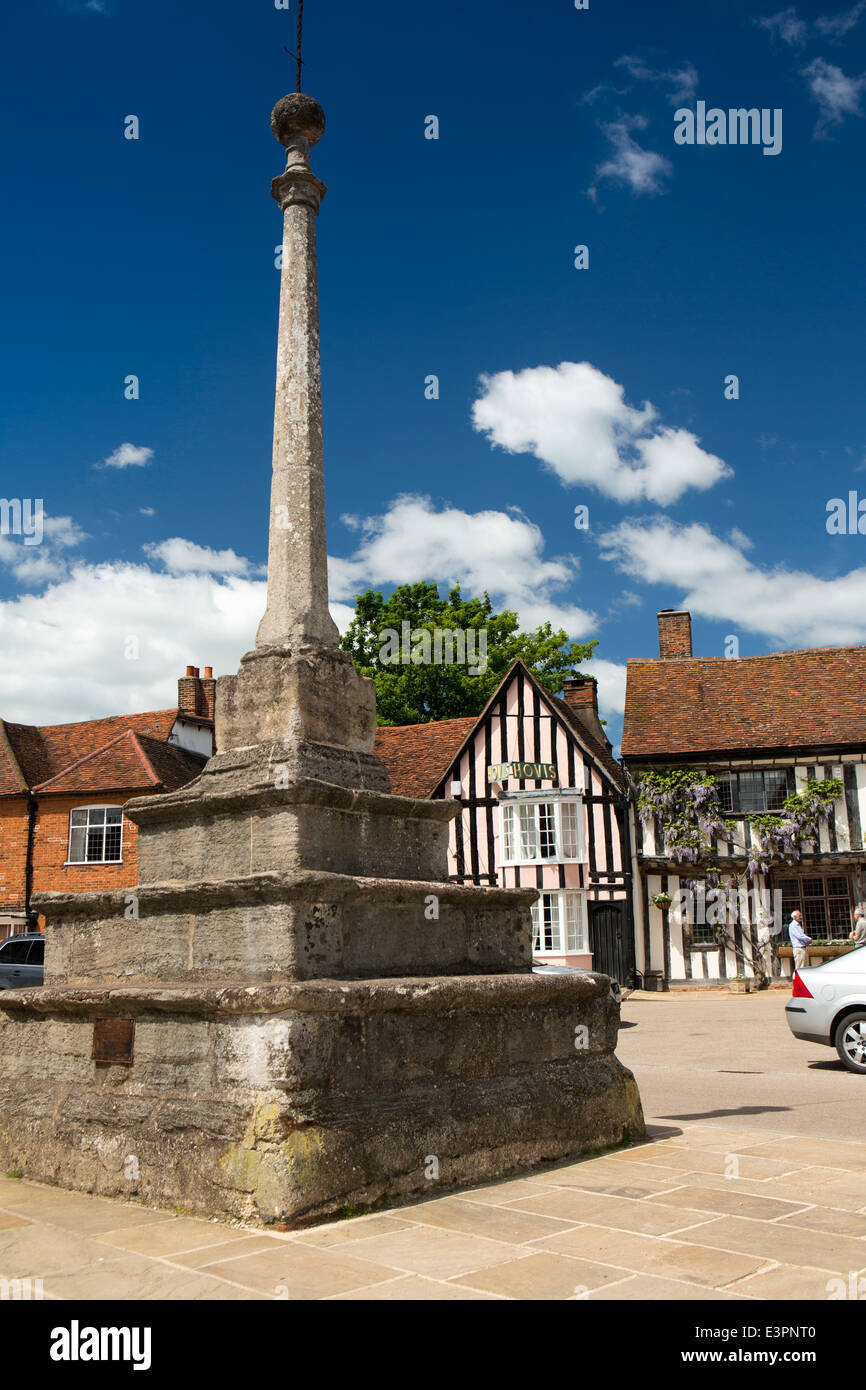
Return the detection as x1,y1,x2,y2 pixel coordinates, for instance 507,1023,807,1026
487,762,557,783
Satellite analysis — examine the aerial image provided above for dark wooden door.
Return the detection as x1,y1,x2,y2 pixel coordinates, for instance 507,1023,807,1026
589,901,636,989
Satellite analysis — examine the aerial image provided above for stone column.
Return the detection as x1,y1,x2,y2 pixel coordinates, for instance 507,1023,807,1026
215,94,380,763
256,94,339,652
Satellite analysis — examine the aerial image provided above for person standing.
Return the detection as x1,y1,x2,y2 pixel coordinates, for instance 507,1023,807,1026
788,909,812,971
850,906,866,948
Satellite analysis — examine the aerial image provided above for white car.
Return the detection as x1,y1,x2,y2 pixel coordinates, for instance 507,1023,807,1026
785,947,866,1074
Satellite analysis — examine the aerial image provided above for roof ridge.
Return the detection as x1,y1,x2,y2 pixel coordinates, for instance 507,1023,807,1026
126,730,163,787
33,728,154,792
31,706,178,735
629,644,866,665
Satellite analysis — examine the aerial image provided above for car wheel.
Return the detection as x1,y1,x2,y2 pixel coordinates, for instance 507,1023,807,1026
834,1012,866,1074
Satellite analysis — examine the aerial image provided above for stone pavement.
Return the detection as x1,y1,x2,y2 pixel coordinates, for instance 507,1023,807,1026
2,1120,865,1300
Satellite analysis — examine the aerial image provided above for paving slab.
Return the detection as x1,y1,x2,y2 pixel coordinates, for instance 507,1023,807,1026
2,1120,865,1299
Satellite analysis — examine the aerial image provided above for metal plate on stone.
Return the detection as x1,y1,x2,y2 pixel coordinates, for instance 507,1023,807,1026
92,1017,135,1065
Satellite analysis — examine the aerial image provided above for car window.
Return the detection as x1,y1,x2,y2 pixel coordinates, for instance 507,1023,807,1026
26,940,44,964
0,941,31,964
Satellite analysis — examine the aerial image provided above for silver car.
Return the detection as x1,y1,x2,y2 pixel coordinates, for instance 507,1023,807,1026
0,934,44,989
785,948,866,1074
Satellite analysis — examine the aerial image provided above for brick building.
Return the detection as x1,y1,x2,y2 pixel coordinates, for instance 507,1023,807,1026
623,611,866,987
0,667,215,938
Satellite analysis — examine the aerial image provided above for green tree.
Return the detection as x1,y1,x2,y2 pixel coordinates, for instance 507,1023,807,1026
340,582,597,726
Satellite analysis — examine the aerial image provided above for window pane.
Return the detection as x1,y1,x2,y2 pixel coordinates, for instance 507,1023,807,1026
563,893,586,952
26,940,44,964
764,771,788,810
105,808,122,825
533,893,559,952
86,827,105,862
104,823,122,861
502,805,514,861
825,877,848,896
803,901,826,933
802,878,824,898
88,808,108,828
70,810,88,828
560,802,581,858
716,777,734,812
538,803,556,859
68,826,87,862
737,772,764,813
518,805,538,860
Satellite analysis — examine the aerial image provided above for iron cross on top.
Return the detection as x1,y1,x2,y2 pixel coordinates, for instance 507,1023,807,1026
284,0,306,93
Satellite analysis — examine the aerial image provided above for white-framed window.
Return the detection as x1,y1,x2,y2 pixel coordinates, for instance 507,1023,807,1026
499,796,585,865
531,891,588,954
67,806,123,864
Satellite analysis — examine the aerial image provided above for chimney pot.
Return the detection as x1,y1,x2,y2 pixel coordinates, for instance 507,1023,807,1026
203,666,213,679
185,665,195,677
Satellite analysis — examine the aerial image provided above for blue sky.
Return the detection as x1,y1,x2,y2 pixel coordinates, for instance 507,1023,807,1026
2,0,866,747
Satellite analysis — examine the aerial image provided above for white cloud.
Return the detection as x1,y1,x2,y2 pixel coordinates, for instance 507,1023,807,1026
580,656,628,718
337,494,595,637
0,513,86,585
589,115,672,200
98,442,154,470
144,537,257,576
0,498,597,723
472,362,731,505
613,55,698,105
816,2,866,37
139,507,156,517
802,57,866,136
599,516,866,646
0,561,266,724
42,515,86,548
758,7,809,44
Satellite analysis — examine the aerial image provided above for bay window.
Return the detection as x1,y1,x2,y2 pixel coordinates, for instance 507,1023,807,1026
500,795,585,865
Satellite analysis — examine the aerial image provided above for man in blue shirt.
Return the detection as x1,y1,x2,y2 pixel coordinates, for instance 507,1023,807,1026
788,910,812,971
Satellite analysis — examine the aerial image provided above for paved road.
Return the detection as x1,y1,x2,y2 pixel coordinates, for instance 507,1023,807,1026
617,989,866,1144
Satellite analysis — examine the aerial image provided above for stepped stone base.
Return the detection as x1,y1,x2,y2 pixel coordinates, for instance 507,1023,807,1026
0,976,644,1225
0,647,646,1223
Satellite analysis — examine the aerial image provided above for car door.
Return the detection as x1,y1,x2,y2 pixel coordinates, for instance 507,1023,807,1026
0,939,33,989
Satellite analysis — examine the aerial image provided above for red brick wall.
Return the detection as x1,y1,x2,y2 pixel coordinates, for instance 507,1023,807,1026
0,798,29,912
31,794,140,929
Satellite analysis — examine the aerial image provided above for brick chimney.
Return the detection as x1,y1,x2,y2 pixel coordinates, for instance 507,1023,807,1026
177,665,216,721
657,610,692,659
561,676,609,747
200,666,216,721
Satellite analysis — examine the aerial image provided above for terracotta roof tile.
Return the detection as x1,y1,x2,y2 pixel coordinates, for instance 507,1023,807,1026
622,646,866,759
0,709,203,797
374,718,476,798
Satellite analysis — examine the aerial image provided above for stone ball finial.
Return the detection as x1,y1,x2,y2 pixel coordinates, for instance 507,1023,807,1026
270,93,326,147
